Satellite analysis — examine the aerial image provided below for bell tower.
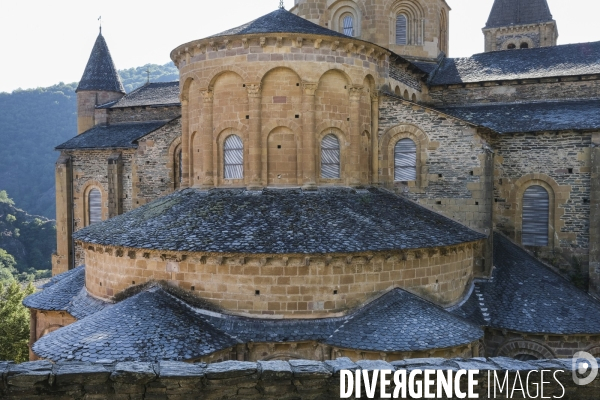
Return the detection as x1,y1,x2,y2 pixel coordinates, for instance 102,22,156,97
291,0,450,59
483,0,558,52
76,28,125,134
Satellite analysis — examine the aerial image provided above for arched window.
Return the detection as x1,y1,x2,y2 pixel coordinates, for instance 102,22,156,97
507,43,516,50
224,135,244,179
88,189,102,225
522,185,549,246
342,14,354,37
174,146,182,189
321,134,341,179
394,139,417,182
403,90,409,100
396,15,408,45
520,42,529,49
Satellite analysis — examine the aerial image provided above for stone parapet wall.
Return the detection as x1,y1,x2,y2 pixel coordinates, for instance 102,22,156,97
428,78,600,107
1,358,598,399
82,241,480,315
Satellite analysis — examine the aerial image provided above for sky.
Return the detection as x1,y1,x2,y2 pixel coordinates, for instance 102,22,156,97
0,0,598,93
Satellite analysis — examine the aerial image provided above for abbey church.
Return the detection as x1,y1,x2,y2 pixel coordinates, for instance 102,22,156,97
24,0,600,363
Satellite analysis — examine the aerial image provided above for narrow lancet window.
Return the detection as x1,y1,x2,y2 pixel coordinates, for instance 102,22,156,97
321,134,341,179
224,135,244,179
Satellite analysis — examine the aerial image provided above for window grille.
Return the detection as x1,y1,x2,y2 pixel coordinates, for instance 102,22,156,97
321,134,341,179
224,135,244,179
396,15,408,45
394,138,417,181
522,185,549,246
89,189,102,225
343,15,354,37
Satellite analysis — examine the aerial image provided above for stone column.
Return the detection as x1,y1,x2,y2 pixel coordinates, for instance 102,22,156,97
370,92,379,185
349,86,364,187
247,84,262,190
590,134,600,297
107,152,123,218
52,154,73,275
199,90,214,189
302,82,318,190
180,99,190,188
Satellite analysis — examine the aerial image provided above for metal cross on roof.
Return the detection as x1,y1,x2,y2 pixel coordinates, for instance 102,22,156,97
279,0,284,9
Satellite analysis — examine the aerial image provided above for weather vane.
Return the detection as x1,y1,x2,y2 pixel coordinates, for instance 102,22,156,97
146,67,151,84
279,0,284,9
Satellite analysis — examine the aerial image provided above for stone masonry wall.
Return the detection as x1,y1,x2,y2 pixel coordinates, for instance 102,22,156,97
1,358,599,399
427,78,600,106
489,131,593,273
106,106,181,124
82,241,481,314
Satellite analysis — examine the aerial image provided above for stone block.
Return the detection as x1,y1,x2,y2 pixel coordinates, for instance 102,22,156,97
110,362,157,384
355,360,394,372
324,357,358,377
55,362,111,386
489,357,538,371
258,360,293,380
289,360,331,379
205,361,258,380
6,361,53,387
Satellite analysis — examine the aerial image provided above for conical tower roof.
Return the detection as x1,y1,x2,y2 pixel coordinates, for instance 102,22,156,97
485,0,554,29
76,29,125,93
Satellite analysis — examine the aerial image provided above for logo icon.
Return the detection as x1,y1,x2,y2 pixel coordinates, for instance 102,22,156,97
572,351,598,386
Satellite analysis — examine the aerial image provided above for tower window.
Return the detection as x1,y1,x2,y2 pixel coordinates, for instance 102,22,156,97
88,189,102,225
342,15,354,37
507,43,516,49
224,135,244,179
396,15,408,45
522,185,549,247
321,134,341,179
394,138,417,182
520,42,529,49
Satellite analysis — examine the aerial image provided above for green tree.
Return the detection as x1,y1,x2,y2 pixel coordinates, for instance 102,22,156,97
0,191,14,206
0,281,34,362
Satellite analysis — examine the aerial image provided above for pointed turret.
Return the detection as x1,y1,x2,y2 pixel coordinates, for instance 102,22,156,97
76,29,125,134
483,0,558,52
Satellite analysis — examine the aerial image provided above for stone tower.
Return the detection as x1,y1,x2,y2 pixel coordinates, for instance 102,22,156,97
75,29,125,134
291,0,450,59
483,0,558,52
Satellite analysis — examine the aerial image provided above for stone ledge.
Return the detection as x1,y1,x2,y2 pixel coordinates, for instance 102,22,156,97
1,357,599,399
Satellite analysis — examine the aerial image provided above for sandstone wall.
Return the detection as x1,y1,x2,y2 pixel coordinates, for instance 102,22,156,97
1,358,598,399
82,241,481,314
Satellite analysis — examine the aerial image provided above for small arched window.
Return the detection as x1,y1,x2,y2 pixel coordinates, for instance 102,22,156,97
342,14,354,37
522,185,549,246
224,135,244,179
174,146,182,189
520,42,529,49
507,43,516,50
396,15,408,45
321,134,341,179
403,90,409,100
88,189,102,225
394,138,417,182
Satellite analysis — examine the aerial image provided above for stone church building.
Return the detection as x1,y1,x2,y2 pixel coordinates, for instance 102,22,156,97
24,0,600,363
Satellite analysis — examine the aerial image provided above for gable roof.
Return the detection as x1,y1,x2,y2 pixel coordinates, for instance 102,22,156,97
207,8,348,39
99,81,180,109
76,30,125,94
429,42,600,85
55,120,174,150
486,0,554,29
451,235,600,335
436,99,600,134
72,187,485,254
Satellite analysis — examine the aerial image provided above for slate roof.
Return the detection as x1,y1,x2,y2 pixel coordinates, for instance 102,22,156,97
99,82,180,109
73,187,485,254
207,8,348,39
55,120,173,150
324,289,483,352
32,287,238,362
428,42,600,85
451,235,600,334
76,31,125,94
22,266,111,319
486,0,554,28
32,283,482,362
436,99,600,134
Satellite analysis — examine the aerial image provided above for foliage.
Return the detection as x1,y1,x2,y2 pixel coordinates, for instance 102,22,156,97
0,62,178,219
0,281,34,363
0,248,17,284
0,193,55,281
0,191,14,206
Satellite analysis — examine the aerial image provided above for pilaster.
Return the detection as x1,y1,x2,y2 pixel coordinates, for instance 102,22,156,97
349,86,364,187
247,84,263,190
370,92,379,185
302,82,318,190
107,152,123,218
199,90,214,189
52,154,73,275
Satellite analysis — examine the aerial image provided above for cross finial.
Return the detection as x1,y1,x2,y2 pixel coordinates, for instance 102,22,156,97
98,16,102,33
146,67,151,84
279,0,284,9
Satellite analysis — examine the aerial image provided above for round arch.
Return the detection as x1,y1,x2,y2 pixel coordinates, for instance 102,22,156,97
264,125,301,186
317,127,347,184
496,339,556,360
205,67,250,90
329,1,362,38
167,136,183,190
215,128,248,187
79,181,105,228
